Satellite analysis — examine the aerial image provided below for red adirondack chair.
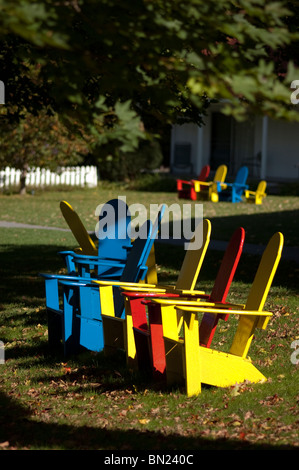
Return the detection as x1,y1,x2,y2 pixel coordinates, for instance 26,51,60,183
177,165,210,201
128,227,245,380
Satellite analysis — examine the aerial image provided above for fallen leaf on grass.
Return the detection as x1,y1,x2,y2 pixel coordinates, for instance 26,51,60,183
0,441,10,448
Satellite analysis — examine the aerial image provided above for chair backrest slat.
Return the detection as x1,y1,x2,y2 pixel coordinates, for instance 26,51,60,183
229,232,284,357
209,227,245,302
198,165,210,182
234,166,248,186
175,219,211,291
60,201,97,256
213,164,227,183
199,227,245,348
245,232,283,311
96,198,131,261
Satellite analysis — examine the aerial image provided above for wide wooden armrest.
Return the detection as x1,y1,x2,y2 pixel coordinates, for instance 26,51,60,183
175,305,272,317
216,182,228,190
177,179,193,185
120,285,167,293
120,282,180,292
40,273,97,284
74,257,126,268
149,298,247,311
193,180,211,187
92,280,156,288
150,298,219,307
173,288,206,296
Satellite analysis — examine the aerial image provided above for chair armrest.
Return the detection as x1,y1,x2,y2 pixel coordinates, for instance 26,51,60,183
149,298,217,307
74,256,126,268
177,179,193,186
173,289,206,296
175,305,272,317
120,285,166,293
39,272,112,285
193,180,211,190
92,275,150,288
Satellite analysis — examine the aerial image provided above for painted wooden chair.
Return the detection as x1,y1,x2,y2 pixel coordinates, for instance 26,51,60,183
245,180,267,205
193,164,227,201
41,219,153,356
60,199,159,284
94,219,211,368
176,165,210,201
138,226,245,380
156,231,284,396
40,205,165,355
216,166,249,203
60,198,132,278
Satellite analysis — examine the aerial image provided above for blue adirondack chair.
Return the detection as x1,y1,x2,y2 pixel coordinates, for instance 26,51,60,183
40,205,166,355
60,198,132,278
217,166,249,203
58,220,154,356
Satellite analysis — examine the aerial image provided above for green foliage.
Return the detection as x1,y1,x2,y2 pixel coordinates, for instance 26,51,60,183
94,139,163,181
0,0,298,158
0,109,90,192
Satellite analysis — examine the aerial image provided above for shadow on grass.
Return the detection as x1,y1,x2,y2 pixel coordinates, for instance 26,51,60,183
0,243,67,305
0,234,298,450
0,387,296,451
202,209,299,247
155,243,298,294
159,208,299,247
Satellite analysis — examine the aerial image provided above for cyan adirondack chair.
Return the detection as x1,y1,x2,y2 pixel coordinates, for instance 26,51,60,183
245,180,267,205
60,198,132,278
40,205,166,355
156,231,284,396
216,166,249,203
139,226,245,380
42,220,153,356
193,164,227,202
94,219,211,368
60,198,158,284
177,165,210,201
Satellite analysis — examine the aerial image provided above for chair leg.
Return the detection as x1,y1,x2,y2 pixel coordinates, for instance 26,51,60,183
47,308,62,351
183,310,202,396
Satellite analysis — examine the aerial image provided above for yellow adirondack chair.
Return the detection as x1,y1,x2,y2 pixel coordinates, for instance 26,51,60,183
193,164,227,202
245,180,267,205
152,231,284,396
93,220,212,367
60,200,97,256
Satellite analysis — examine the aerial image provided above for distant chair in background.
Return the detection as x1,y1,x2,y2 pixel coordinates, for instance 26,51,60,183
177,165,210,201
216,166,249,203
245,180,267,205
193,164,227,201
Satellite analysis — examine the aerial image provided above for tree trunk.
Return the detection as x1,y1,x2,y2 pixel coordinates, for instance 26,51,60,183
20,165,28,195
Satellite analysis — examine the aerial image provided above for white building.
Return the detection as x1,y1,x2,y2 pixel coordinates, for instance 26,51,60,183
170,103,299,181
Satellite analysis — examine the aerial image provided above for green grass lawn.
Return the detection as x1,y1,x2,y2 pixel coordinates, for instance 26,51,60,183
0,183,298,450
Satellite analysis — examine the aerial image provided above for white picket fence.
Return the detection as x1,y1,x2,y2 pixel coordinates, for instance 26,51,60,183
0,166,98,189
